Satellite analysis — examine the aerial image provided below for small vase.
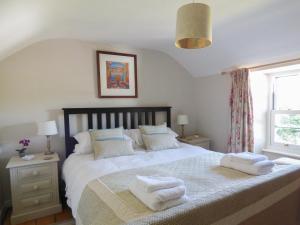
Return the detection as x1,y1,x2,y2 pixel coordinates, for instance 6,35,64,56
16,148,26,157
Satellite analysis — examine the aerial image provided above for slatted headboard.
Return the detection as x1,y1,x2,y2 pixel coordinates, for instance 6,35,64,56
62,107,171,157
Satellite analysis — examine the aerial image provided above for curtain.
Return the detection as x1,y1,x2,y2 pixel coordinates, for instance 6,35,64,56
228,68,254,153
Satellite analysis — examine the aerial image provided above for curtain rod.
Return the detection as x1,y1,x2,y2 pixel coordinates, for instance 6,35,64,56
221,57,300,75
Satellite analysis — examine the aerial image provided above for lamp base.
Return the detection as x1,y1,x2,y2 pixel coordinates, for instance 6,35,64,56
180,125,185,139
45,136,54,155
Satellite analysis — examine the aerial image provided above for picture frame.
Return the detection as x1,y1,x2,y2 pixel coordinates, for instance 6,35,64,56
96,50,138,98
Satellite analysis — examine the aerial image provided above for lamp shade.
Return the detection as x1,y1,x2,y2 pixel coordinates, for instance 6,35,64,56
37,121,58,136
177,115,189,125
175,3,212,49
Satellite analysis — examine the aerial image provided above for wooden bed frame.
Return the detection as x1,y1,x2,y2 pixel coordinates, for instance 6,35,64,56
62,106,300,225
62,106,171,157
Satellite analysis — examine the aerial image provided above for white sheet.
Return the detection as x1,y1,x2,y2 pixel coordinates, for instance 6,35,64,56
62,143,210,217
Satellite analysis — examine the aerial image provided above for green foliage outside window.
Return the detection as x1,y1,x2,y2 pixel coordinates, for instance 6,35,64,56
276,114,300,145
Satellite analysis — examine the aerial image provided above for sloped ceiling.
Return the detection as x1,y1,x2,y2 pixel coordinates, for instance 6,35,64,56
1,0,300,77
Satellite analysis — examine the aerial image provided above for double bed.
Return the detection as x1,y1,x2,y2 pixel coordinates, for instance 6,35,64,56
62,107,300,225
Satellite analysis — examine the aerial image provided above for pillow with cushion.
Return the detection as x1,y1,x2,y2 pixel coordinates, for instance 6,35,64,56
124,129,144,149
168,128,179,138
74,131,92,154
139,123,168,135
142,133,180,151
93,139,135,159
90,127,124,141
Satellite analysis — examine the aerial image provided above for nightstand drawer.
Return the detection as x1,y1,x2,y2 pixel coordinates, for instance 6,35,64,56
17,164,52,182
18,178,52,195
19,193,53,210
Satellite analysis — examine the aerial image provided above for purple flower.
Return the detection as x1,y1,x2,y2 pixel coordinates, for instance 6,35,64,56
19,138,30,147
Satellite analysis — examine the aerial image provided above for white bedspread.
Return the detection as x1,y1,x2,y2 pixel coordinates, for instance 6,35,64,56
62,143,210,217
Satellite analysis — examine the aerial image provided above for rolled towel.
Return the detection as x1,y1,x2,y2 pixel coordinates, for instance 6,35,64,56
221,155,275,175
135,175,184,193
129,183,188,211
231,160,275,175
229,152,268,165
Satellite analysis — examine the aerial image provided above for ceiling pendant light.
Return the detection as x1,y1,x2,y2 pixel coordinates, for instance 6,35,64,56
175,2,212,49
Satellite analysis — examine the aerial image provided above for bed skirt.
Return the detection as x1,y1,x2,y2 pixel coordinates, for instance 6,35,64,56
75,187,300,225
240,186,300,225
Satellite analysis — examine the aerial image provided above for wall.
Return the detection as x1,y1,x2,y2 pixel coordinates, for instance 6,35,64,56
195,75,232,152
0,39,197,203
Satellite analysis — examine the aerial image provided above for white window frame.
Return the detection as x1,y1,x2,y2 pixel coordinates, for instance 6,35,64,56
269,72,300,150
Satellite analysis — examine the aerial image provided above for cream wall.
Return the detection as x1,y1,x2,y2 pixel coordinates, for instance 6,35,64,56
195,75,231,152
0,39,197,203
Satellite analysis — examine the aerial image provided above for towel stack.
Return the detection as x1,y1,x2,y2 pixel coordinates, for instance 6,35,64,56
220,152,275,175
129,175,188,211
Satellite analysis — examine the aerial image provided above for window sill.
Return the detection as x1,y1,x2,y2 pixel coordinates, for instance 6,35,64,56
262,148,300,159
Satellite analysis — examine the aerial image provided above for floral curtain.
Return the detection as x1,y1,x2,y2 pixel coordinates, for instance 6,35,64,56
228,68,254,153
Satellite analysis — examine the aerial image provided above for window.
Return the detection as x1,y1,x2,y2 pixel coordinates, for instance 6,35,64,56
270,72,300,148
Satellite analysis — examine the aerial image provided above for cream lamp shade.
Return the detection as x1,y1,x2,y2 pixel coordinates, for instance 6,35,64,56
37,121,58,136
177,115,189,125
175,3,212,49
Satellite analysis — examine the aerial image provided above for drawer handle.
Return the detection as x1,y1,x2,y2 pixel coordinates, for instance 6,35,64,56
33,185,39,190
32,171,40,176
34,199,40,205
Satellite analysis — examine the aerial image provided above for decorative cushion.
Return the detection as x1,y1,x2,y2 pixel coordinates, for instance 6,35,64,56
90,127,124,141
139,123,169,135
93,139,135,159
142,133,180,151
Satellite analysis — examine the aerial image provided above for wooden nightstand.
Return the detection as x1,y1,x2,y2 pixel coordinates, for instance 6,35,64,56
178,135,211,149
6,153,62,225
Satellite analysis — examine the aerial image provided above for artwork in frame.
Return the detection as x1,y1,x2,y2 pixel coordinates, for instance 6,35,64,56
96,51,138,98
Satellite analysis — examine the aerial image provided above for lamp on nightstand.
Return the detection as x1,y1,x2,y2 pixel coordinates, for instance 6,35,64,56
37,120,58,155
177,114,189,138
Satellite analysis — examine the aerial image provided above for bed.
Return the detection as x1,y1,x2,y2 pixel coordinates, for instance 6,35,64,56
62,107,300,225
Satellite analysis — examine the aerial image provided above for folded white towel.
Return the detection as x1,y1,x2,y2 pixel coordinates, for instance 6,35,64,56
221,155,275,175
129,183,188,211
135,175,184,193
229,152,268,165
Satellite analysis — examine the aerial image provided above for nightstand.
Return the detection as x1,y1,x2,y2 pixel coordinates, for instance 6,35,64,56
178,135,211,149
6,153,62,225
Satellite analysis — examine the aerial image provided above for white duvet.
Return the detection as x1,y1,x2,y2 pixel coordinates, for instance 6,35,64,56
62,143,210,217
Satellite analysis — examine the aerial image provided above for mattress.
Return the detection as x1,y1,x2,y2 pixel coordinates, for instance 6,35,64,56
62,144,300,225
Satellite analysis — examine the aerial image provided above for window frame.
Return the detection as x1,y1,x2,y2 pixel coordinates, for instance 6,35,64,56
269,72,300,150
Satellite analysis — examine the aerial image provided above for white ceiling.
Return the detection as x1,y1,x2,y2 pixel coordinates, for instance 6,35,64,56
1,0,300,77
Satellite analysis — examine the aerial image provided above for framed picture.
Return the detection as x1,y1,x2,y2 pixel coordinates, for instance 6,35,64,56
96,50,138,98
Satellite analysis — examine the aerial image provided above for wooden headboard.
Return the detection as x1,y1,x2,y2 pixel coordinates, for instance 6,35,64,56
62,107,171,157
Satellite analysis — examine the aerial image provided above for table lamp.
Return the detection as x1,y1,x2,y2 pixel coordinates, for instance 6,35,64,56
37,120,58,155
177,114,189,138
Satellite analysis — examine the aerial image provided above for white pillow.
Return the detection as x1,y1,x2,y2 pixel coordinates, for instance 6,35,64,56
93,139,135,159
90,127,124,141
74,131,92,154
124,129,144,149
139,123,168,135
168,128,179,138
142,133,180,151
